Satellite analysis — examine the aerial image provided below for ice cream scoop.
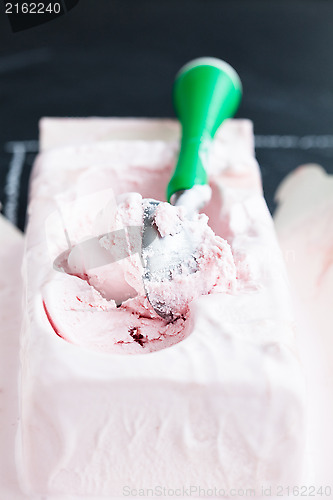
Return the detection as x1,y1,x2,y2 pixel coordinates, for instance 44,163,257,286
142,57,242,320
53,58,241,320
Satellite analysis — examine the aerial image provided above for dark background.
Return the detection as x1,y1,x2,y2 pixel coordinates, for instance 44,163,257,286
1,0,333,230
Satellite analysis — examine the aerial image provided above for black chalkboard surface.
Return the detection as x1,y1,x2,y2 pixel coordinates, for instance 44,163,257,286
1,0,333,230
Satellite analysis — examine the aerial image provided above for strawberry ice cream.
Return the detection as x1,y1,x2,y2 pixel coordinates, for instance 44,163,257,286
0,215,24,500
46,190,236,352
143,200,236,320
18,118,306,497
275,164,333,487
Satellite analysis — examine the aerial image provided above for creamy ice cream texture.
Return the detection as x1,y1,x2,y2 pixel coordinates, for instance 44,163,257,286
1,159,331,498
274,164,333,486
0,118,330,498
48,189,236,352
46,54,243,345
143,199,236,320
0,215,25,500
19,118,305,497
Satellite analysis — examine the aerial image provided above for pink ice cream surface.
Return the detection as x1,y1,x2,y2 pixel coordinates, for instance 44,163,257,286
153,201,185,236
146,202,236,318
52,191,236,351
20,119,305,496
38,119,267,355
275,164,333,486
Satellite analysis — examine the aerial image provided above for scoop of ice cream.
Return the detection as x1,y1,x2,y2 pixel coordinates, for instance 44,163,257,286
153,202,186,237
144,201,236,319
44,189,236,353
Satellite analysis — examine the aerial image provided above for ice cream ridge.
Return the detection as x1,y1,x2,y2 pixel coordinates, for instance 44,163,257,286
19,59,306,497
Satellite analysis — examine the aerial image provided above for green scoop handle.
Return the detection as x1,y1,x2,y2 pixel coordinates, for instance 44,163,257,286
167,57,242,202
